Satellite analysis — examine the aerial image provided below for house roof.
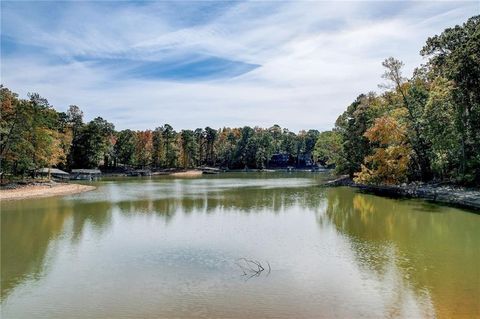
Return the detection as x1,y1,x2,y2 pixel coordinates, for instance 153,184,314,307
36,168,70,175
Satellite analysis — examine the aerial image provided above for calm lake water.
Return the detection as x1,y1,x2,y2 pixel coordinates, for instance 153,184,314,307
1,172,479,318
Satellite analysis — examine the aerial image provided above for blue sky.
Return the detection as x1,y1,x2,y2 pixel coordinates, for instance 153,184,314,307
1,1,478,131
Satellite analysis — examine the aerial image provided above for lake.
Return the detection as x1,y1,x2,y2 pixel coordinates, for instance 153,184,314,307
1,172,479,318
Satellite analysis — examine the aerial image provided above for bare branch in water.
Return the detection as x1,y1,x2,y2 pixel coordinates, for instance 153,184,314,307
235,258,270,280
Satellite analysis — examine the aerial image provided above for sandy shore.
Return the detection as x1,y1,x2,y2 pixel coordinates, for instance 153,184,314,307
170,170,203,177
0,183,96,201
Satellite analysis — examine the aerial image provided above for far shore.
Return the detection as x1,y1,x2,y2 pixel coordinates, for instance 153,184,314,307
0,183,96,201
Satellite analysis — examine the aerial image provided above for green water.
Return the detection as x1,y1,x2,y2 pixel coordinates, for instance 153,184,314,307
1,173,479,318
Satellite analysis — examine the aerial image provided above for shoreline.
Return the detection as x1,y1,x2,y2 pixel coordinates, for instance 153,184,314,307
326,176,480,211
170,170,203,177
0,183,96,201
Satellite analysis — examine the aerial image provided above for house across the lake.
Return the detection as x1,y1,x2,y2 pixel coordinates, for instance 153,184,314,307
269,153,294,168
297,153,314,168
268,153,315,169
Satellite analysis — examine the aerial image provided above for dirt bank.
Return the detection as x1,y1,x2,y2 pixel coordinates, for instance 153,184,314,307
0,183,96,201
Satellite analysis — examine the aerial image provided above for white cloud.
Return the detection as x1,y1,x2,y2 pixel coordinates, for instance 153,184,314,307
1,1,477,131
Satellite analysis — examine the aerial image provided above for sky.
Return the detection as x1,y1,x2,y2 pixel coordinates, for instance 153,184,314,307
1,1,478,132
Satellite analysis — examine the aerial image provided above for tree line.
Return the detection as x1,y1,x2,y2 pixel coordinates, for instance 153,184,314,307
0,88,320,175
315,15,479,186
1,15,478,186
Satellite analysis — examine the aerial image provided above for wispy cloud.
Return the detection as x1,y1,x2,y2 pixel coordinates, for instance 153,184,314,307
1,1,477,131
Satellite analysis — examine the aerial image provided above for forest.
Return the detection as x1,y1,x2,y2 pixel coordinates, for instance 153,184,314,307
0,89,320,174
1,15,479,186
317,15,479,186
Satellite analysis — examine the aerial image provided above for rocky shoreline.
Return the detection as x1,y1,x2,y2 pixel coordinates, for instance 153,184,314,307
325,176,480,211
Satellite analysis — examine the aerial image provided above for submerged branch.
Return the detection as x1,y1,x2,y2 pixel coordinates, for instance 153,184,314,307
235,258,271,280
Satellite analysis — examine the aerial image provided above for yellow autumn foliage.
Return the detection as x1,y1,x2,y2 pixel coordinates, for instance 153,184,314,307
354,116,411,185
34,127,69,168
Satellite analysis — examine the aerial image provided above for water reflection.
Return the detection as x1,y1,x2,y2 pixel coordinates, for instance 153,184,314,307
1,177,324,301
320,187,480,318
1,199,113,299
1,200,72,298
115,186,325,216
1,175,479,318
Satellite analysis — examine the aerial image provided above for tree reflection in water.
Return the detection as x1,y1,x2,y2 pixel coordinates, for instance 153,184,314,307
320,187,480,319
1,177,478,319
1,198,113,299
1,180,324,301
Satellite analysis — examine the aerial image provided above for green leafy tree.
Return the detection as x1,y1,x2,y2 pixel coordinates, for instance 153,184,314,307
1,88,36,175
422,77,461,180
254,129,274,169
152,127,164,168
334,94,377,177
421,15,480,184
268,124,283,153
74,117,115,168
235,126,255,168
161,124,178,168
381,57,432,181
281,129,297,159
179,130,197,168
314,130,342,168
66,105,85,169
115,129,137,166
204,127,217,166
215,127,239,168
